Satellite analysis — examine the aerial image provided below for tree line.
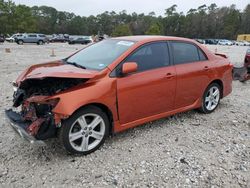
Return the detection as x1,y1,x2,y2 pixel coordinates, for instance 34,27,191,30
0,0,249,39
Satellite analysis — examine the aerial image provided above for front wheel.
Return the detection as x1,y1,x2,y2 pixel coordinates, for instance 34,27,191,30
17,40,23,45
199,83,221,114
59,106,110,155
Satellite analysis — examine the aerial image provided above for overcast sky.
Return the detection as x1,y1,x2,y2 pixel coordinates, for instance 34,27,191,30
12,0,249,16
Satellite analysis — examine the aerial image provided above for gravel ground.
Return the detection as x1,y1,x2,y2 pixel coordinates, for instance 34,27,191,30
0,43,249,187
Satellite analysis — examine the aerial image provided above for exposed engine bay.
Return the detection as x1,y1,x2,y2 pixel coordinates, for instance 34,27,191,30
7,77,87,141
13,77,85,107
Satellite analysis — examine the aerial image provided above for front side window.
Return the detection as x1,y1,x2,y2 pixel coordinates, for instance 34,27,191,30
28,34,37,37
171,42,201,64
66,39,135,70
125,42,170,72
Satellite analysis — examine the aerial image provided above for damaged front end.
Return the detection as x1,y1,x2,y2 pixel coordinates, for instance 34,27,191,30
5,77,87,144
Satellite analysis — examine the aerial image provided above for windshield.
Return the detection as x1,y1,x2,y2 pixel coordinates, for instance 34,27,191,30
66,39,135,70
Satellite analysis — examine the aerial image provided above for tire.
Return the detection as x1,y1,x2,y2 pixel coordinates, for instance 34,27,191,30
59,106,110,155
199,83,221,114
37,40,44,45
17,40,23,45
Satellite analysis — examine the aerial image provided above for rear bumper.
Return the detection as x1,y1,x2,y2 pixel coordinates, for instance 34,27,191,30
5,109,45,145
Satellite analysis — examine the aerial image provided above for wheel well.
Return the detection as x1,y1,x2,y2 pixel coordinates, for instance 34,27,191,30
209,79,224,98
76,103,114,135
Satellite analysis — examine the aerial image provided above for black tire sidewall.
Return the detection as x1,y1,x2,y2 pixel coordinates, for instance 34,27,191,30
38,40,43,45
200,83,221,114
18,40,23,45
59,106,110,155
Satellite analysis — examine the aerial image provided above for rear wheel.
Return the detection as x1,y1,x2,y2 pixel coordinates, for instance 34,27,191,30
59,106,110,155
199,83,221,114
37,40,44,45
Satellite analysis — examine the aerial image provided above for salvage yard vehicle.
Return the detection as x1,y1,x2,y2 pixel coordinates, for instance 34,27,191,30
15,33,48,45
218,39,233,46
204,39,218,45
6,33,23,42
50,34,69,43
5,36,233,155
245,48,250,73
6,34,22,42
235,41,250,46
232,48,250,82
0,35,4,43
5,34,15,42
68,36,93,45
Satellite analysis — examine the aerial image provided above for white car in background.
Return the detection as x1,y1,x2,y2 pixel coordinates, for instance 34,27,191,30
235,41,250,46
6,34,22,42
6,34,17,42
218,39,233,46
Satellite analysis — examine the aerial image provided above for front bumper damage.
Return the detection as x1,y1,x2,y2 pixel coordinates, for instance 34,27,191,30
5,109,46,145
5,95,61,145
5,69,89,145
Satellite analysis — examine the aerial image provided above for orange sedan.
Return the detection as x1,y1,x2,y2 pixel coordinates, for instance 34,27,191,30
5,36,233,154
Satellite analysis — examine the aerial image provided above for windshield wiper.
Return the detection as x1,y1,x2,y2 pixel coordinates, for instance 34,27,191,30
66,61,86,69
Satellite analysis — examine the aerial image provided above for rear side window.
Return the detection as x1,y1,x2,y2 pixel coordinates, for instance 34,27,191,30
171,42,206,64
198,48,208,61
125,42,170,72
39,34,45,37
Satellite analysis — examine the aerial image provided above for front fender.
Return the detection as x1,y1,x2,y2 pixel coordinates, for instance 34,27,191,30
51,77,118,121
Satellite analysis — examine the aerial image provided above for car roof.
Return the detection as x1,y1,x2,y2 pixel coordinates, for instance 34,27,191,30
113,35,195,43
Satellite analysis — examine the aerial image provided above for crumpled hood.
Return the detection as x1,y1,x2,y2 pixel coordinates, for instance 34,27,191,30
16,60,98,85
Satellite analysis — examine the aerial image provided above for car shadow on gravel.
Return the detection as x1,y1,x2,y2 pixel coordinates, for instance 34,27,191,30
19,110,202,158
4,102,229,163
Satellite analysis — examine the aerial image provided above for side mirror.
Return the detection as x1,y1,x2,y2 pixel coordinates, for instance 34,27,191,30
122,62,138,75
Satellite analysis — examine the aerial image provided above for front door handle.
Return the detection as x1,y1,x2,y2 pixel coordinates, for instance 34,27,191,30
165,73,174,79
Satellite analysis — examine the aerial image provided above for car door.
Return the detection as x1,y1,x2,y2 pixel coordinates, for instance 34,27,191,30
27,34,36,43
116,42,176,125
170,41,212,109
76,38,83,44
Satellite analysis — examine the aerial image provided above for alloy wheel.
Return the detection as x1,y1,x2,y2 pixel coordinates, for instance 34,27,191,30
205,86,220,111
69,113,105,152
